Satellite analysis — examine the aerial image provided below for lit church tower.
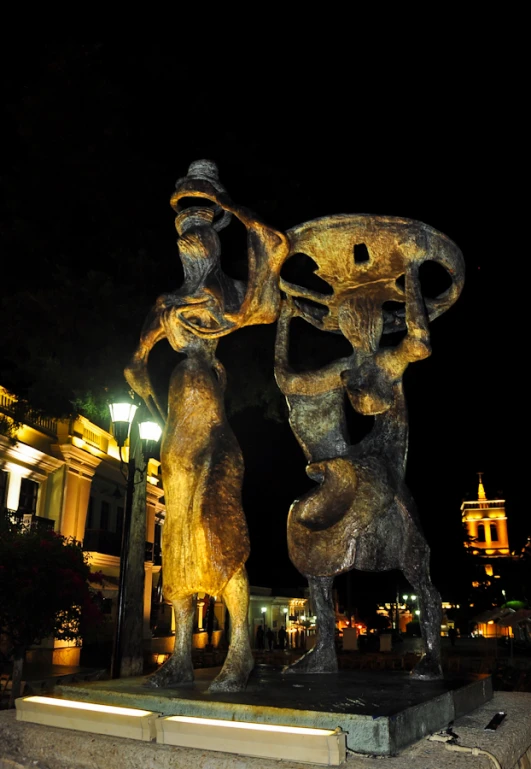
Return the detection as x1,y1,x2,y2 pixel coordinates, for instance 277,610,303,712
461,473,510,557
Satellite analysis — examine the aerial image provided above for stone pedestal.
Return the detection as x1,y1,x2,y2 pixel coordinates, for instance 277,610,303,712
53,666,493,756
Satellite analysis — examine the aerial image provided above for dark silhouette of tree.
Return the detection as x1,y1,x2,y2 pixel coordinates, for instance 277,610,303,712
0,516,103,704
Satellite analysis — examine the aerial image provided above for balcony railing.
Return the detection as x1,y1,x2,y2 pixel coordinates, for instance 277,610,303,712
1,508,55,531
0,389,58,437
72,415,110,453
461,500,505,511
83,528,121,557
84,530,160,564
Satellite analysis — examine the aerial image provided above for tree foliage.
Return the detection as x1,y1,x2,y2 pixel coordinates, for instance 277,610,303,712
0,518,103,657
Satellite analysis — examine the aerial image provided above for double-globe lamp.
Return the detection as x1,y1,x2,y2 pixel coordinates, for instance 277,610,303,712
108,401,162,455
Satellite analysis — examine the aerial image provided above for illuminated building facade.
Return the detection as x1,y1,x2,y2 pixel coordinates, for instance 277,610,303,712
0,385,165,666
461,473,509,557
461,474,520,639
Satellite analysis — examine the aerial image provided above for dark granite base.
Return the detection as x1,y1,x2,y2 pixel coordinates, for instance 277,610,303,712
55,665,493,755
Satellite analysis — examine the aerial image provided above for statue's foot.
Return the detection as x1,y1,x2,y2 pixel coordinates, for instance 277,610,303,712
208,650,254,693
284,645,338,674
145,656,194,688
410,653,443,681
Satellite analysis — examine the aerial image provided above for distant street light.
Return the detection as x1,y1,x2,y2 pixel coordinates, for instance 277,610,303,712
109,399,162,678
402,594,409,601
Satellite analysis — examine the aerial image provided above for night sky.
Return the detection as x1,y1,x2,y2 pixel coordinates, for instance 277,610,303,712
1,44,522,604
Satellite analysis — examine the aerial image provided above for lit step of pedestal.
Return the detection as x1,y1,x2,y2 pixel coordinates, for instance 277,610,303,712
16,696,158,741
156,714,346,765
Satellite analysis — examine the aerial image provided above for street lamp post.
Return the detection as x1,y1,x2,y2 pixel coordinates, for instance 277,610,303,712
109,400,162,679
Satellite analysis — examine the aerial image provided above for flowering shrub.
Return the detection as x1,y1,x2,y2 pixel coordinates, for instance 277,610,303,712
0,517,104,659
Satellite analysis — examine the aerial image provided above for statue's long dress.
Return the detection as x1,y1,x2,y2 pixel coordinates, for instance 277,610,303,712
160,354,249,600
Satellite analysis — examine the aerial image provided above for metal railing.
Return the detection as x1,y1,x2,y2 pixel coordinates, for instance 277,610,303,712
83,528,121,557
83,531,160,564
0,390,58,437
1,508,55,531
461,500,505,511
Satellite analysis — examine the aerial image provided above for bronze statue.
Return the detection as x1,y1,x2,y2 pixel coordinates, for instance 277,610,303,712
125,161,288,691
127,161,463,690
275,216,464,679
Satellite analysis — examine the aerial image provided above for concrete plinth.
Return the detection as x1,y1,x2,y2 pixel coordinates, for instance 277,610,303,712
5,692,531,768
50,666,493,756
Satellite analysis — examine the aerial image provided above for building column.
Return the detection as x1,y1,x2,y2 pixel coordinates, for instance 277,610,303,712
197,600,205,631
143,562,153,640
54,445,101,542
484,521,492,547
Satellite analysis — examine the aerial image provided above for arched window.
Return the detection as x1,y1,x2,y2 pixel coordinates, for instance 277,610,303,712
477,524,486,543
490,524,498,542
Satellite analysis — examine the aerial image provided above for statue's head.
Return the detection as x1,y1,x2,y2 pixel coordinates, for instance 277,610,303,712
279,214,464,415
167,160,289,339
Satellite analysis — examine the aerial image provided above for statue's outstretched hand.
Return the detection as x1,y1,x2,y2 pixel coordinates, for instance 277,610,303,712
125,357,165,423
124,356,153,404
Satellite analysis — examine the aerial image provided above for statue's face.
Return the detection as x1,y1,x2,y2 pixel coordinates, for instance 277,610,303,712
162,307,199,352
169,280,238,338
280,215,464,416
175,299,230,336
163,206,239,338
168,177,289,339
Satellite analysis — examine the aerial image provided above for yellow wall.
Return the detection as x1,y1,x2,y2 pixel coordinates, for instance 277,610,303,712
60,469,94,542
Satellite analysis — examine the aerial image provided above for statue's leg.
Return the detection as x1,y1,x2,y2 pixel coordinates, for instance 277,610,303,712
403,553,443,680
284,576,338,674
209,566,254,693
145,594,195,687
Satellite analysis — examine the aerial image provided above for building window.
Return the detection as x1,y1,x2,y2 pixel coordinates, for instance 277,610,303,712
116,506,124,535
102,598,113,615
0,471,7,509
490,524,498,542
18,478,38,515
477,524,486,543
100,501,110,531
154,521,162,564
155,521,162,548
86,496,95,529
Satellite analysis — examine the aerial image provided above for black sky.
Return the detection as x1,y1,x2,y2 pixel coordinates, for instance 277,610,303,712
0,43,523,598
